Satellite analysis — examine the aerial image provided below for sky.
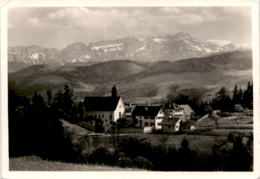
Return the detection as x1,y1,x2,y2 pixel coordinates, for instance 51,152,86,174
8,7,252,49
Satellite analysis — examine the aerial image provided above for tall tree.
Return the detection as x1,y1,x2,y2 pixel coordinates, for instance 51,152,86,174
237,87,243,104
243,82,253,109
232,85,239,104
112,86,117,97
46,89,53,107
212,87,233,112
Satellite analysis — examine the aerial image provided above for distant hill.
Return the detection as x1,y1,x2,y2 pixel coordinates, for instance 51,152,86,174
8,62,30,73
9,51,252,100
8,32,239,66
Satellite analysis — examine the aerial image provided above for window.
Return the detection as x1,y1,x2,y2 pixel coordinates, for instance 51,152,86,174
144,116,148,119
150,122,154,126
145,122,148,126
109,114,112,120
102,114,104,118
119,112,121,118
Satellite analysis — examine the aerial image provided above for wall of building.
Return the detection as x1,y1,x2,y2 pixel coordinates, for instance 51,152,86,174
154,109,164,130
135,109,165,130
161,119,182,133
162,125,175,133
113,98,126,122
135,116,155,128
86,111,113,124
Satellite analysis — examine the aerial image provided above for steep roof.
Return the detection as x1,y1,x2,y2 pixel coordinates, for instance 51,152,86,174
84,96,121,111
179,105,194,115
133,105,162,117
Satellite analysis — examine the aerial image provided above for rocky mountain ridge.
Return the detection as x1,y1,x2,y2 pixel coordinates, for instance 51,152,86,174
8,32,239,65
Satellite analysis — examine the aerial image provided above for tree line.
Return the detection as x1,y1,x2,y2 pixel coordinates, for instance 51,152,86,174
9,84,85,161
164,82,253,118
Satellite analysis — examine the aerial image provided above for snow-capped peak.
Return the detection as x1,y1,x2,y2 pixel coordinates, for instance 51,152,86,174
206,40,232,47
153,38,167,43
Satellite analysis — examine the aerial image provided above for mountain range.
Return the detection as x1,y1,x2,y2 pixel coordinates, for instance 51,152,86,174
8,32,239,65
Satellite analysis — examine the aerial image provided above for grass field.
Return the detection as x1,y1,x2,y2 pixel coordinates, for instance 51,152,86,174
9,156,143,171
10,112,252,171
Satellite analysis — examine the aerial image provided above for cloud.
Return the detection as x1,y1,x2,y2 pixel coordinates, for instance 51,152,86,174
158,7,182,14
27,17,44,26
42,7,216,36
8,7,251,48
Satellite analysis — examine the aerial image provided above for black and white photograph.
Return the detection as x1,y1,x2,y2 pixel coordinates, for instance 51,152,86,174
1,0,259,178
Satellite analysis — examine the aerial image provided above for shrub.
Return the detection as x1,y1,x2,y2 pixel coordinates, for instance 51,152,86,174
94,119,105,133
233,104,244,112
133,156,153,169
211,132,253,171
227,131,241,143
78,121,94,131
88,147,115,165
118,157,133,168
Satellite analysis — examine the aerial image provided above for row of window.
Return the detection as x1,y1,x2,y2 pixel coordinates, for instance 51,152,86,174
94,113,112,120
144,122,154,126
144,116,155,119
174,110,183,113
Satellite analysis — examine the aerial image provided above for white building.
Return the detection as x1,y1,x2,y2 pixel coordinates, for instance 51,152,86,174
84,96,125,126
160,103,195,133
133,105,164,130
164,103,184,119
160,118,182,133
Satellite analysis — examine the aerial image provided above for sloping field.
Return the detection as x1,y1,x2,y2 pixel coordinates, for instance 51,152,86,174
196,112,253,129
9,156,142,171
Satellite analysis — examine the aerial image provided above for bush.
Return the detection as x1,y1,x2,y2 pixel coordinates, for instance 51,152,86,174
133,156,153,169
227,131,241,143
78,121,94,131
94,119,105,133
211,132,253,171
118,157,133,168
88,147,115,165
234,104,244,112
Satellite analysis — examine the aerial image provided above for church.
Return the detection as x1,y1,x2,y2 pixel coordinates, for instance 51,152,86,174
83,86,126,126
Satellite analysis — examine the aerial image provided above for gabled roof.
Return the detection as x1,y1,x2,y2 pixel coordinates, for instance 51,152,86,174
179,105,194,115
133,105,162,117
161,118,180,126
84,96,121,111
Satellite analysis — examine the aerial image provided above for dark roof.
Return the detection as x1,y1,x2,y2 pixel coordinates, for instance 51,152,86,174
133,105,162,117
84,96,121,111
161,118,180,125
